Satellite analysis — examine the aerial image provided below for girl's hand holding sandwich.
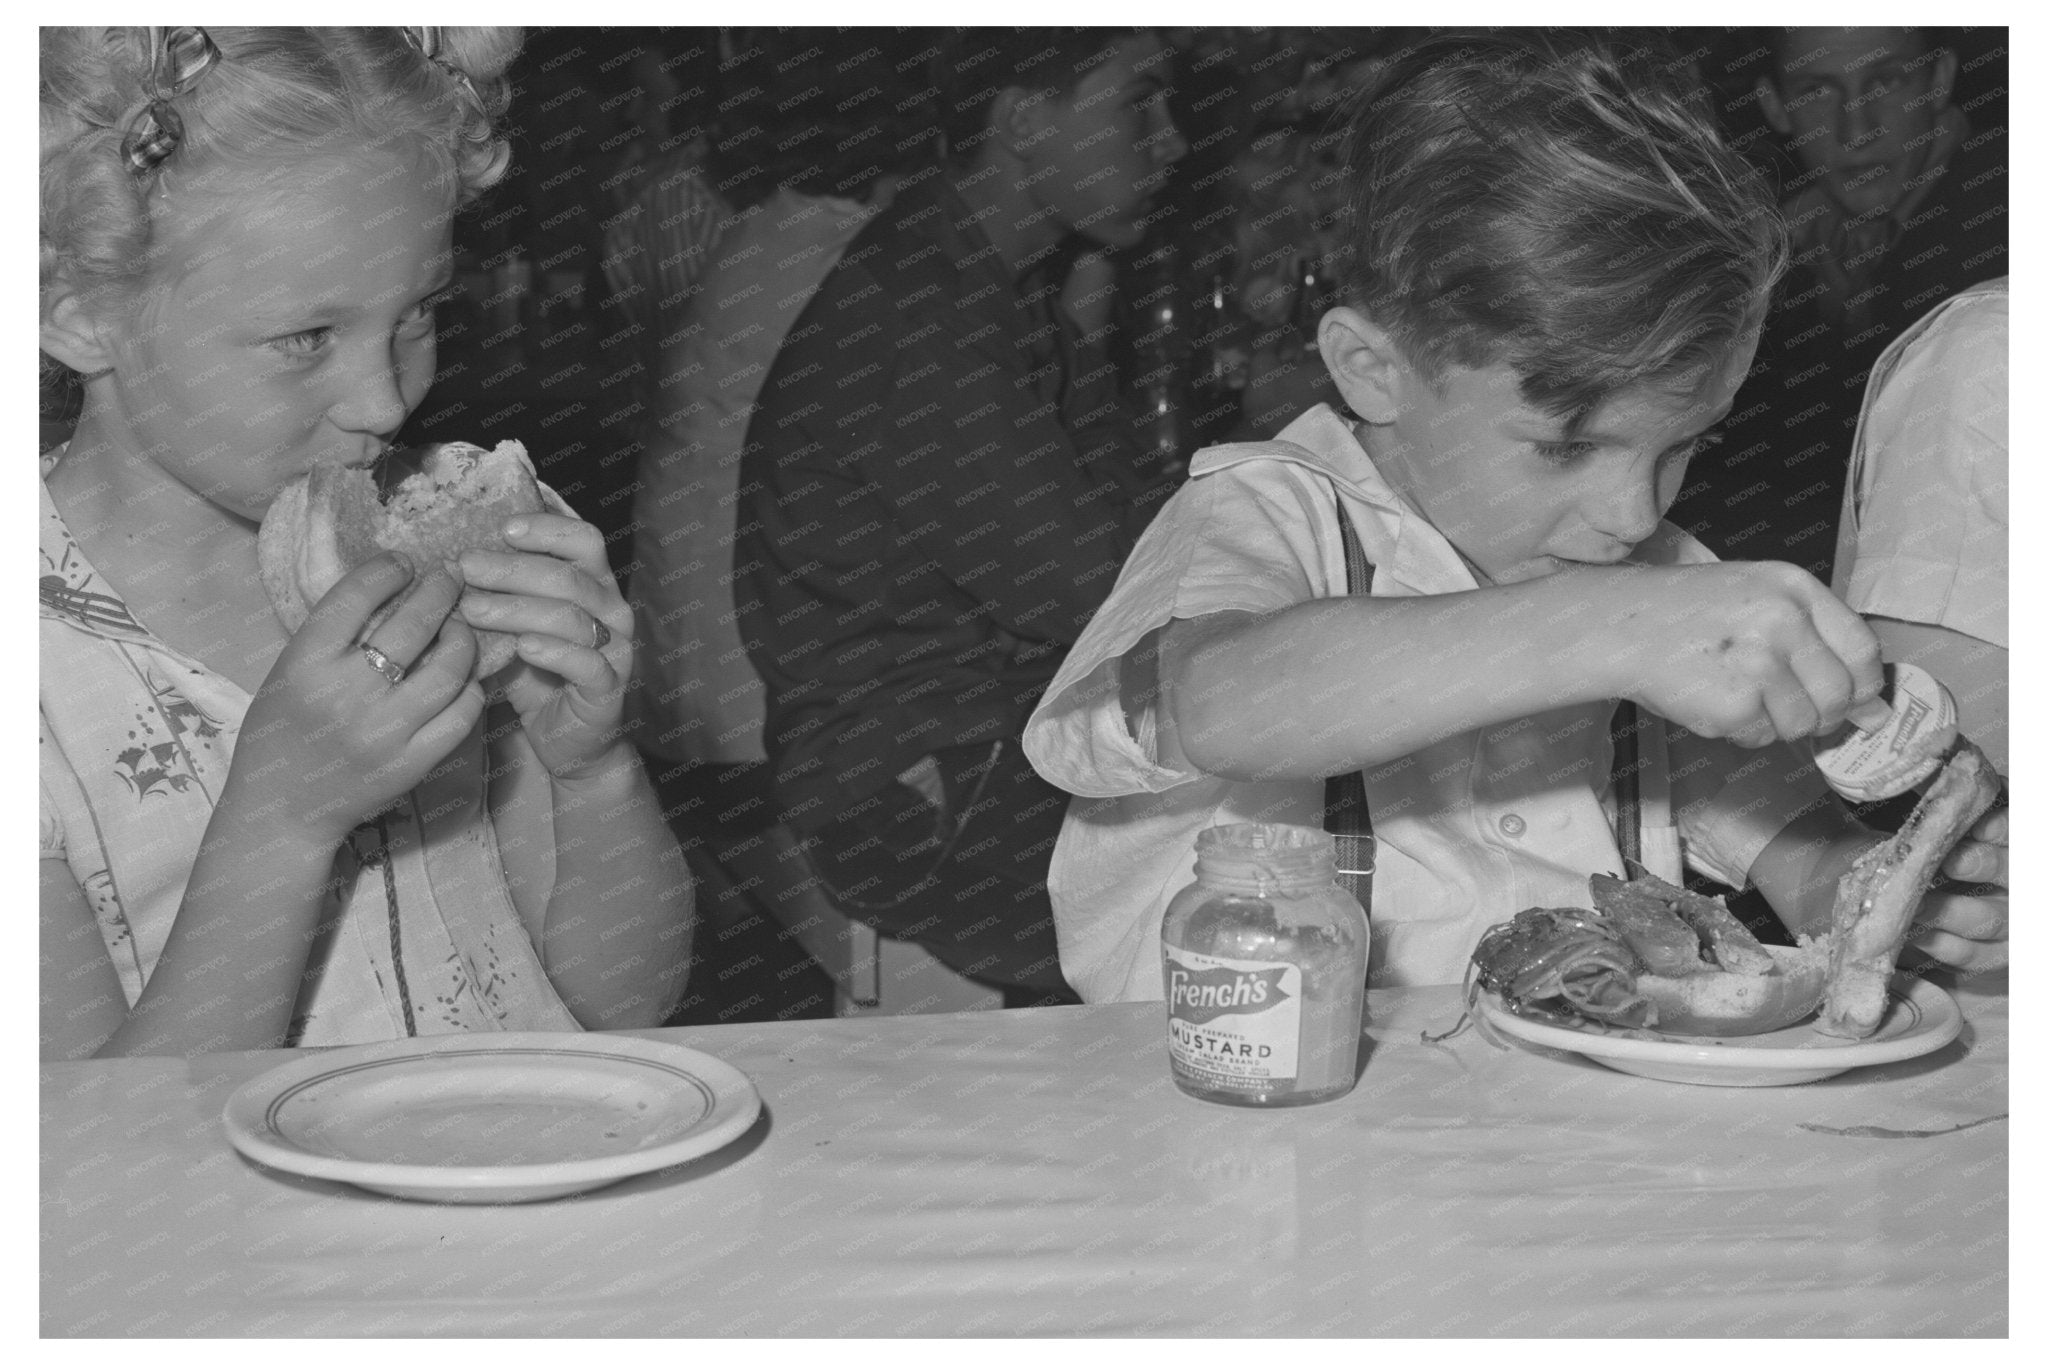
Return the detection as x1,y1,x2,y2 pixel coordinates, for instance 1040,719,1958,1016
456,512,636,784
236,552,485,843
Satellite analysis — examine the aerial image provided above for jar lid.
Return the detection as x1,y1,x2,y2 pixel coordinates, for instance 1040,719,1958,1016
1196,823,1336,856
1812,661,1958,801
1193,822,1337,890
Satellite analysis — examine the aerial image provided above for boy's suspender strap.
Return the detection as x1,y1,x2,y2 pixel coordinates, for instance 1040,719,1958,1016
1320,491,1650,911
1609,699,1645,872
1324,495,1373,908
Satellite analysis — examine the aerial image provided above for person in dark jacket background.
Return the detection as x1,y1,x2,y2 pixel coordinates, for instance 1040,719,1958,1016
735,29,1187,1002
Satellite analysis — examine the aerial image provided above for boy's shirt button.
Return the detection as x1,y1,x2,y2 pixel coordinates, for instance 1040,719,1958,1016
1498,814,1527,838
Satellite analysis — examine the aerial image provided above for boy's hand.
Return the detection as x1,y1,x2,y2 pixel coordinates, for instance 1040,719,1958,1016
1755,803,2007,975
1598,561,1885,747
1908,804,2008,972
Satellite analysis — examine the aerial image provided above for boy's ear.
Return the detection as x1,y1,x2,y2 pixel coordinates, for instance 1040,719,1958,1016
40,279,115,377
1318,306,1408,425
1755,76,1792,137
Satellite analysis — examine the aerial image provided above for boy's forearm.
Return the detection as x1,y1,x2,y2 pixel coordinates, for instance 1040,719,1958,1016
1743,800,1882,940
541,750,695,1030
1168,575,1631,779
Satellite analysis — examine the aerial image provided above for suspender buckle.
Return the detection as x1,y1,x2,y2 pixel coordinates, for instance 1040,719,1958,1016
1331,831,1375,879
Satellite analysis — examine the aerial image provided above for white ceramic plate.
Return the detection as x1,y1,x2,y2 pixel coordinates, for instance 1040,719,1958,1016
1477,975,1962,1087
222,1032,761,1202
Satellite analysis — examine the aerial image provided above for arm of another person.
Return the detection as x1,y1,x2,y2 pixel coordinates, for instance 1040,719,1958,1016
1836,287,2008,772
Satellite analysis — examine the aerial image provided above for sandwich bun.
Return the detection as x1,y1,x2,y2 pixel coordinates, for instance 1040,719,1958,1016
1632,941,1830,1037
257,440,575,676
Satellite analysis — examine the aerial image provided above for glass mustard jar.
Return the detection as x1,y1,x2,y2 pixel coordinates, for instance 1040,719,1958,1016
1161,823,1370,1108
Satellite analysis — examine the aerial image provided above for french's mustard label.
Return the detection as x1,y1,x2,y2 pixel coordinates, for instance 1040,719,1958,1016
1164,945,1301,1091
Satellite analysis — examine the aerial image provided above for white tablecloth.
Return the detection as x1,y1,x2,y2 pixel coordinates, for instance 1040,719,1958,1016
41,977,2008,1336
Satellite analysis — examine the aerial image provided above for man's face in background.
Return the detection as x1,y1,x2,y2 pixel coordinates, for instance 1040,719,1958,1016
1758,27,1958,219
1024,33,1188,250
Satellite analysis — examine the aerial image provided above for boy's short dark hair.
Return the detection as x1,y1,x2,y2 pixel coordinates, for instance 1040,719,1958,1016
1334,29,1787,429
933,28,1139,158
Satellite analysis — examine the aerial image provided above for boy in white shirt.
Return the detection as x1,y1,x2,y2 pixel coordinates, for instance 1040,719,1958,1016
1024,32,2009,1002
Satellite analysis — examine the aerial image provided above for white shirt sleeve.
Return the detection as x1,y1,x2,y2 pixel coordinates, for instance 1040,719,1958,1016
1836,291,2008,648
1025,459,1340,799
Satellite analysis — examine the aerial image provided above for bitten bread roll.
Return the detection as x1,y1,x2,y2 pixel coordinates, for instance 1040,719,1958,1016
257,440,575,676
1631,942,1830,1036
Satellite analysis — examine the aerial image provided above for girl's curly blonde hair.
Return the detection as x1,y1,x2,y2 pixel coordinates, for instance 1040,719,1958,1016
40,27,522,406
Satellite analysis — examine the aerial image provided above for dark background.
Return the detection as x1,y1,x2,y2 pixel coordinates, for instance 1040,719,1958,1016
392,25,2008,1024
402,24,2010,560
98,26,1985,1025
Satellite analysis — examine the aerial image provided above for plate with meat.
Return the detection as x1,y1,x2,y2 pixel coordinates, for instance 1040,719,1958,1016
1466,741,1997,1086
1475,971,1960,1086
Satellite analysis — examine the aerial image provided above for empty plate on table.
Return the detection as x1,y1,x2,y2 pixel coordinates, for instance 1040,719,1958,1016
222,1032,761,1202
1476,975,1962,1087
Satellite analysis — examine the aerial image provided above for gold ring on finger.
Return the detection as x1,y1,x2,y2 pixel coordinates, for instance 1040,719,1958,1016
359,642,408,686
